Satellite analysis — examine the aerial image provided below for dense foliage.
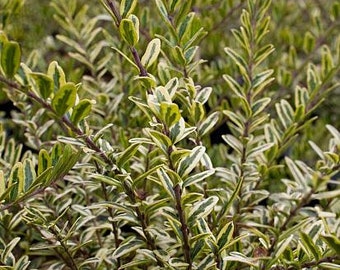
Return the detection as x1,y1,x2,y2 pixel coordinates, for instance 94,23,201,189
0,0,339,269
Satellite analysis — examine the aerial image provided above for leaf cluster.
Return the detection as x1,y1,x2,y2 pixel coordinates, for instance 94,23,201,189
0,0,339,269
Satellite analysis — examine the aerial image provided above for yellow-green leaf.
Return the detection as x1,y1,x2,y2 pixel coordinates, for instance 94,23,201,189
8,162,24,200
38,149,52,175
0,170,5,197
30,72,54,99
141,38,161,68
70,99,92,124
160,102,181,128
1,40,21,78
188,196,218,225
23,159,36,192
120,0,137,18
117,143,140,168
47,61,66,91
119,18,139,46
52,82,77,116
177,146,205,177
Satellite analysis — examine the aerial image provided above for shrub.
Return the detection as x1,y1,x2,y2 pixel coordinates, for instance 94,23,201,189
0,0,339,269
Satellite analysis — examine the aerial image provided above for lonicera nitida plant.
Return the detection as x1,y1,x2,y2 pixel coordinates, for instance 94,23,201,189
0,0,339,269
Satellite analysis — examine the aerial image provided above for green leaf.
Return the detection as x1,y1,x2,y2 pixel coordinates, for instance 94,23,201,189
172,46,186,65
14,255,30,270
177,12,195,43
47,145,80,186
38,149,52,175
47,61,66,91
321,45,334,78
252,69,274,97
198,112,220,137
312,189,340,200
1,237,21,265
147,129,172,155
184,27,207,49
164,77,179,98
119,18,139,46
8,162,24,200
90,173,121,187
170,118,193,144
188,196,218,225
52,82,77,116
222,134,243,155
50,142,63,166
299,232,320,261
295,86,309,107
247,143,273,159
119,260,150,270
177,146,206,177
23,159,36,192
184,46,198,63
195,87,212,104
254,44,275,67
224,47,247,76
112,236,144,259
1,40,21,78
181,192,204,206
223,110,245,130
191,101,205,123
319,263,340,269
117,143,140,168
285,157,307,188
273,234,294,260
155,0,169,23
307,66,319,92
217,221,234,251
174,0,192,26
218,177,244,219
141,38,161,69
197,255,215,269
303,31,315,54
276,99,294,129
160,102,181,128
223,252,257,267
251,97,271,117
191,239,205,260
120,0,137,18
0,170,5,197
30,72,54,100
157,168,175,200
183,169,215,188
70,99,93,124
223,74,244,98
324,239,340,261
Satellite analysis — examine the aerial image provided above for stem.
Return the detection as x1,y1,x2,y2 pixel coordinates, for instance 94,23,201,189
174,184,192,270
51,226,80,270
105,0,150,87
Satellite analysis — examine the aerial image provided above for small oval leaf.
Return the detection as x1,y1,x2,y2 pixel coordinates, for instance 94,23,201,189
70,99,93,124
141,38,161,68
30,72,54,99
1,41,21,78
52,82,77,116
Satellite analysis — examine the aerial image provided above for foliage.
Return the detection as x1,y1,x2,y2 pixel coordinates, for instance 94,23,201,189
0,0,339,269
